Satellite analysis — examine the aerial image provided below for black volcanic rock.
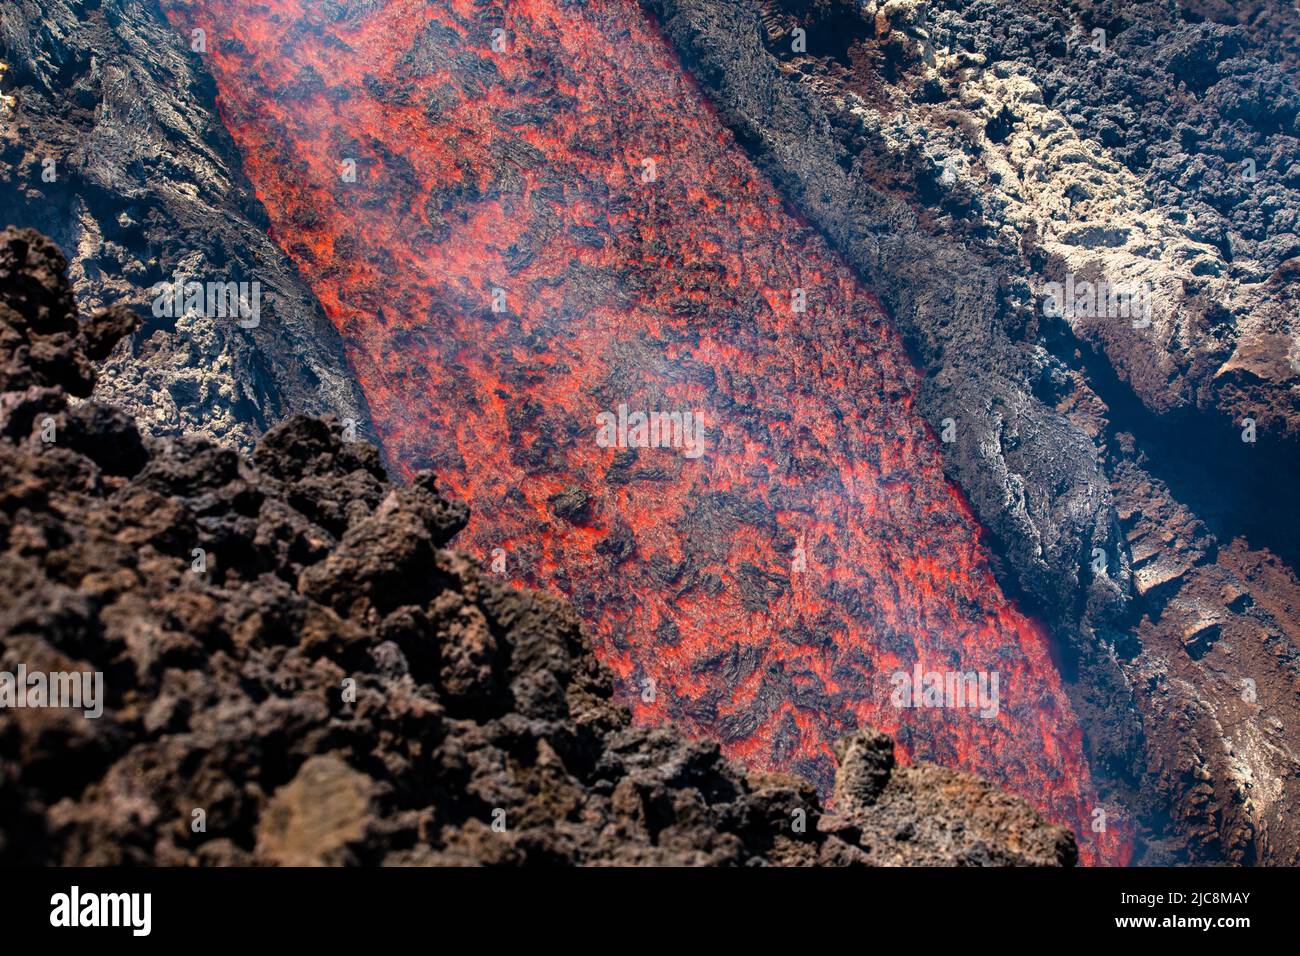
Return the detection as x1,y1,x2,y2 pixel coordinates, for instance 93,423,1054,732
0,228,1076,867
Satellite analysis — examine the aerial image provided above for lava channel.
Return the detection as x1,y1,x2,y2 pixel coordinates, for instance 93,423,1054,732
160,0,1130,865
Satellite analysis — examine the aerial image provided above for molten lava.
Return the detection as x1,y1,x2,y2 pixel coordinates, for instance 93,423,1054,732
161,0,1128,864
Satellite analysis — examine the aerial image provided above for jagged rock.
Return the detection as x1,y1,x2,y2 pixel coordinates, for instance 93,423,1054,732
831,729,895,811
256,756,378,866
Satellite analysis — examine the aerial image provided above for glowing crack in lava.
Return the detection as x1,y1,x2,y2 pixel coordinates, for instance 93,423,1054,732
162,0,1129,864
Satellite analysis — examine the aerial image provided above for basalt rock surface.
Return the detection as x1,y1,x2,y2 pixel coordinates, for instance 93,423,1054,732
0,0,369,453
644,0,1300,864
0,227,1076,867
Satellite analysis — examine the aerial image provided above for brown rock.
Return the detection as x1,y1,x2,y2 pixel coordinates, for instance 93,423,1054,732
256,756,377,866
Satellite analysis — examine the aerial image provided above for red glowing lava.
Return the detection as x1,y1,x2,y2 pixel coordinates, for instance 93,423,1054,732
161,0,1129,864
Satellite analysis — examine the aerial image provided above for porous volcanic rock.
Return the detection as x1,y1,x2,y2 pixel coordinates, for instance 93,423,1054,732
0,227,1075,867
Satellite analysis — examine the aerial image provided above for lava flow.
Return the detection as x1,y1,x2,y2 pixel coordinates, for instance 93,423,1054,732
160,0,1129,864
